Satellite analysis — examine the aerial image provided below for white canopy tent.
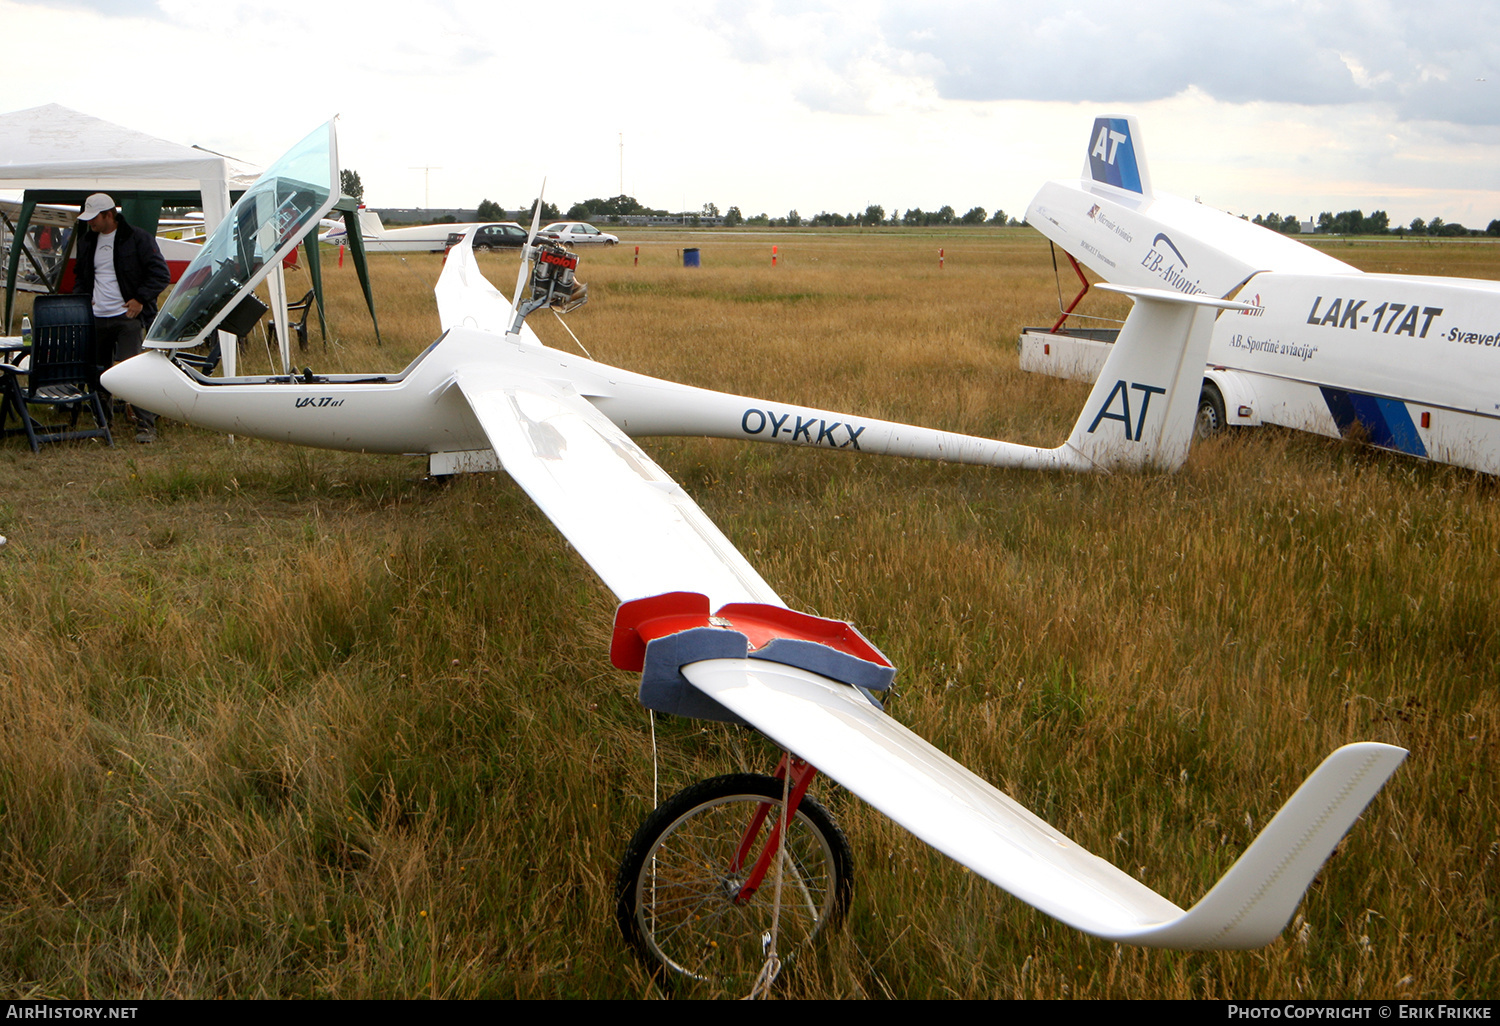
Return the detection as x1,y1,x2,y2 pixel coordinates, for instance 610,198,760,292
0,103,259,225
1,104,260,368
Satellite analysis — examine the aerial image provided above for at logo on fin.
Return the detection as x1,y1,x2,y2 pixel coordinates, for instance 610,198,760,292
1086,380,1166,441
1087,117,1143,194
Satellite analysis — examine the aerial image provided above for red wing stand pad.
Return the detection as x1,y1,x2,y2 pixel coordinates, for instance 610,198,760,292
611,592,896,901
610,591,897,726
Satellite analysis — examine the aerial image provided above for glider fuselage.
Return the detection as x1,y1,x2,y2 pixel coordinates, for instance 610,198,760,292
101,327,1100,473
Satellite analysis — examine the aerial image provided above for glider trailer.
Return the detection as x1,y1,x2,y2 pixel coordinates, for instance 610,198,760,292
1024,115,1500,476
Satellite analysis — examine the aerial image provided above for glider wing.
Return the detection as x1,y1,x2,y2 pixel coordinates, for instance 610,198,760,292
450,363,781,609
682,657,1405,948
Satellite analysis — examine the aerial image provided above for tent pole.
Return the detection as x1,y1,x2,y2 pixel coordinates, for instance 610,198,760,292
3,197,39,333
301,231,328,345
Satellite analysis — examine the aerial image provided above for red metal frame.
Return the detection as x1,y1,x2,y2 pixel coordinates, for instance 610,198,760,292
1050,250,1091,333
731,753,819,903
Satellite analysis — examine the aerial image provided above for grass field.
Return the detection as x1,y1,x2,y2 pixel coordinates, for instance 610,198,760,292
0,229,1496,999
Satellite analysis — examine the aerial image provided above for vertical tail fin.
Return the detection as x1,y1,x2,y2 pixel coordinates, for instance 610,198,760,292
1084,115,1152,198
357,210,385,237
1064,285,1247,471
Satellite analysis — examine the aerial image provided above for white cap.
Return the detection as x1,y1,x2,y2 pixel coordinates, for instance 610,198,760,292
78,193,116,221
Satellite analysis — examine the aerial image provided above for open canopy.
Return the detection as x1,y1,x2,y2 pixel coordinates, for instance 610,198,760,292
149,121,339,349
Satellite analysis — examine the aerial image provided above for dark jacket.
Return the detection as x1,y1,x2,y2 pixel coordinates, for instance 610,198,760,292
73,214,171,324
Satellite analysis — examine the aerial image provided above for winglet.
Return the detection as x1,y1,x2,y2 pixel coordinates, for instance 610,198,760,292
1131,742,1407,949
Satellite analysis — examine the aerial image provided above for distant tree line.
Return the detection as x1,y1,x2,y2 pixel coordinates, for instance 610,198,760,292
565,195,668,220
463,193,1022,228
1251,207,1500,238
351,167,1496,238
1250,212,1304,234
347,169,1025,229
348,169,1024,229
1395,215,1500,238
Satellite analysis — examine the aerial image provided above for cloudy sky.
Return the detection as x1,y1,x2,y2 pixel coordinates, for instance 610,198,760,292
5,0,1500,226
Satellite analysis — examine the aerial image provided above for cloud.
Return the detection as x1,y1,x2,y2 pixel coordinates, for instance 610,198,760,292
15,0,164,14
707,0,1500,125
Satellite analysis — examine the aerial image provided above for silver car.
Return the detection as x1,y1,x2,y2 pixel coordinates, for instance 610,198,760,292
537,222,620,246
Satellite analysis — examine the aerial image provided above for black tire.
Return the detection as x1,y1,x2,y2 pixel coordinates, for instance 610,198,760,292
615,773,853,986
1195,381,1227,441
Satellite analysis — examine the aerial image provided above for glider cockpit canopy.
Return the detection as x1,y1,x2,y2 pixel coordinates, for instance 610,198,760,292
147,121,338,350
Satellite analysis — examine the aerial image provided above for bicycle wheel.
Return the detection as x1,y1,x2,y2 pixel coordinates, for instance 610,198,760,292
615,773,853,985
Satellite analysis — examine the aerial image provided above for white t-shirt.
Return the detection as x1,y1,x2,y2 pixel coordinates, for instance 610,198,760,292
91,231,127,317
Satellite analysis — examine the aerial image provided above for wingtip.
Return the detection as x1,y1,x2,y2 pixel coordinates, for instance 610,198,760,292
1128,741,1406,949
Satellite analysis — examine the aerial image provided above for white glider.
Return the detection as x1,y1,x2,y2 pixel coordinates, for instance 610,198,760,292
100,121,1405,977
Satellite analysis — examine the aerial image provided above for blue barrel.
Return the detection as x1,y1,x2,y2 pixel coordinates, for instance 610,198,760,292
683,247,701,268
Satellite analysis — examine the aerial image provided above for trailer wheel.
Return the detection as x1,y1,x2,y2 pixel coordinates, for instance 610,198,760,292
1195,381,1227,440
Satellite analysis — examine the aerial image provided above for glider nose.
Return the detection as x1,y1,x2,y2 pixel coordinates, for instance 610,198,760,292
101,350,182,415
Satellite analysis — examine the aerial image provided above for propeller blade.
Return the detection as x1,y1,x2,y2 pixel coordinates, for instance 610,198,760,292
508,180,546,335
528,180,545,245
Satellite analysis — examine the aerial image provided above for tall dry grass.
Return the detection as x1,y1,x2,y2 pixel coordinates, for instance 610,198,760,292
0,230,1495,998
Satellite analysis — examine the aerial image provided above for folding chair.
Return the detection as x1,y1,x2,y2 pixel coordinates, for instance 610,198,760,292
267,289,318,351
0,294,113,452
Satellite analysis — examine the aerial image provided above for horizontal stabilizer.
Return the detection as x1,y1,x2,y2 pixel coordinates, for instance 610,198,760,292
681,657,1404,949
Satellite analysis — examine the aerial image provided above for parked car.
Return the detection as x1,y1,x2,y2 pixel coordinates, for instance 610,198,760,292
537,222,619,246
470,222,529,250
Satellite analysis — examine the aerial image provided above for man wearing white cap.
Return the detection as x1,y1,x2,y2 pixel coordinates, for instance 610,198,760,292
73,193,170,443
